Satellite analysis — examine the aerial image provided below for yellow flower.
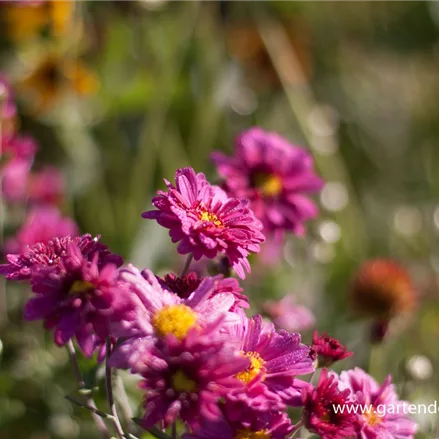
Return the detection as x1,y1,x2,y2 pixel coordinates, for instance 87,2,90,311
3,1,75,42
20,53,99,114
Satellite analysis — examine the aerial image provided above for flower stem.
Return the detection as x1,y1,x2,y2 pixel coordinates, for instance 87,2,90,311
291,420,304,438
105,338,126,439
66,340,109,438
171,422,177,439
132,419,172,439
180,254,193,277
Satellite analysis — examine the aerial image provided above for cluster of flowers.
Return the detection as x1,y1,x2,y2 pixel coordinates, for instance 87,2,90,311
0,127,417,439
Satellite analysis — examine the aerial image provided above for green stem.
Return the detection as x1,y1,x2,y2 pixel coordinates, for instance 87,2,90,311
180,254,193,277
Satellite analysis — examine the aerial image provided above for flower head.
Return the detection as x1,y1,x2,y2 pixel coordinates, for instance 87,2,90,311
137,324,249,429
311,331,352,367
339,368,417,439
211,127,323,237
350,259,416,319
229,313,315,406
28,166,65,205
159,271,248,310
302,369,361,439
0,233,123,280
262,294,315,333
142,167,265,278
5,206,78,254
25,242,127,349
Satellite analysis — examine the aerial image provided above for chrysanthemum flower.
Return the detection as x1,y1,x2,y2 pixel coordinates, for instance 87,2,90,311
211,127,323,237
184,404,294,439
338,368,417,439
158,271,248,310
5,206,78,254
350,259,416,319
0,233,122,280
262,294,315,333
229,313,314,406
111,265,242,340
25,242,127,348
302,368,361,439
311,331,352,367
137,323,249,428
142,167,265,278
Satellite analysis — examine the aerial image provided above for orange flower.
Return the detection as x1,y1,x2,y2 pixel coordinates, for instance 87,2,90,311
2,1,75,42
350,259,416,319
20,53,99,114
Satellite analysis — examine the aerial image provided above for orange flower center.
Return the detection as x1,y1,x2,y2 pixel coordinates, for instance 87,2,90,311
235,351,265,384
363,408,383,426
69,280,94,295
253,173,282,197
198,210,223,227
234,429,270,439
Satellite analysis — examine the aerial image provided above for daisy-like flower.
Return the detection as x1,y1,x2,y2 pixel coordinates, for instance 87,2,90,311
158,271,248,310
229,312,315,406
339,368,417,439
350,259,416,319
5,206,78,254
302,368,361,439
184,404,294,439
211,127,323,237
137,323,249,429
311,331,352,368
111,265,242,341
25,242,128,349
142,167,265,279
0,233,122,280
262,294,315,333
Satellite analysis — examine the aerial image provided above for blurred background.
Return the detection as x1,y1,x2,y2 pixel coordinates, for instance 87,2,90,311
1,1,439,438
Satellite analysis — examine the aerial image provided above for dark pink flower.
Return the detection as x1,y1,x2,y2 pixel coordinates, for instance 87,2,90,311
25,243,128,349
142,167,265,279
28,166,66,205
339,368,417,439
312,331,353,367
158,271,248,310
228,312,315,406
0,234,123,280
302,368,361,439
5,206,78,254
211,127,323,236
137,323,249,429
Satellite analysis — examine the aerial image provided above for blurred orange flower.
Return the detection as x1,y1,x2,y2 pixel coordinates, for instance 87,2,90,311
20,53,99,114
2,1,75,42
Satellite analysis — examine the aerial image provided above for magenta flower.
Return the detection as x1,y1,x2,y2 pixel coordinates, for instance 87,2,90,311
211,127,323,236
110,265,241,340
137,323,249,429
5,206,78,254
0,234,123,280
262,294,315,333
25,242,127,349
142,167,265,279
302,368,361,439
184,405,294,439
29,166,66,206
339,368,417,439
158,271,248,310
228,312,315,406
312,331,353,367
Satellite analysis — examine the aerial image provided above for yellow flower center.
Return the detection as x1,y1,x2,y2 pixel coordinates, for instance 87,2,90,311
199,210,223,227
152,304,197,340
235,429,270,439
171,370,197,393
254,173,282,197
363,408,383,427
235,351,265,384
69,280,95,295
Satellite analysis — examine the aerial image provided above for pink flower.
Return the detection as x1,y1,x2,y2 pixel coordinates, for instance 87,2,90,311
339,368,417,439
28,166,66,205
212,127,323,237
311,331,353,367
5,206,78,254
142,167,265,279
0,74,17,121
262,294,315,332
0,234,123,281
302,368,361,439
